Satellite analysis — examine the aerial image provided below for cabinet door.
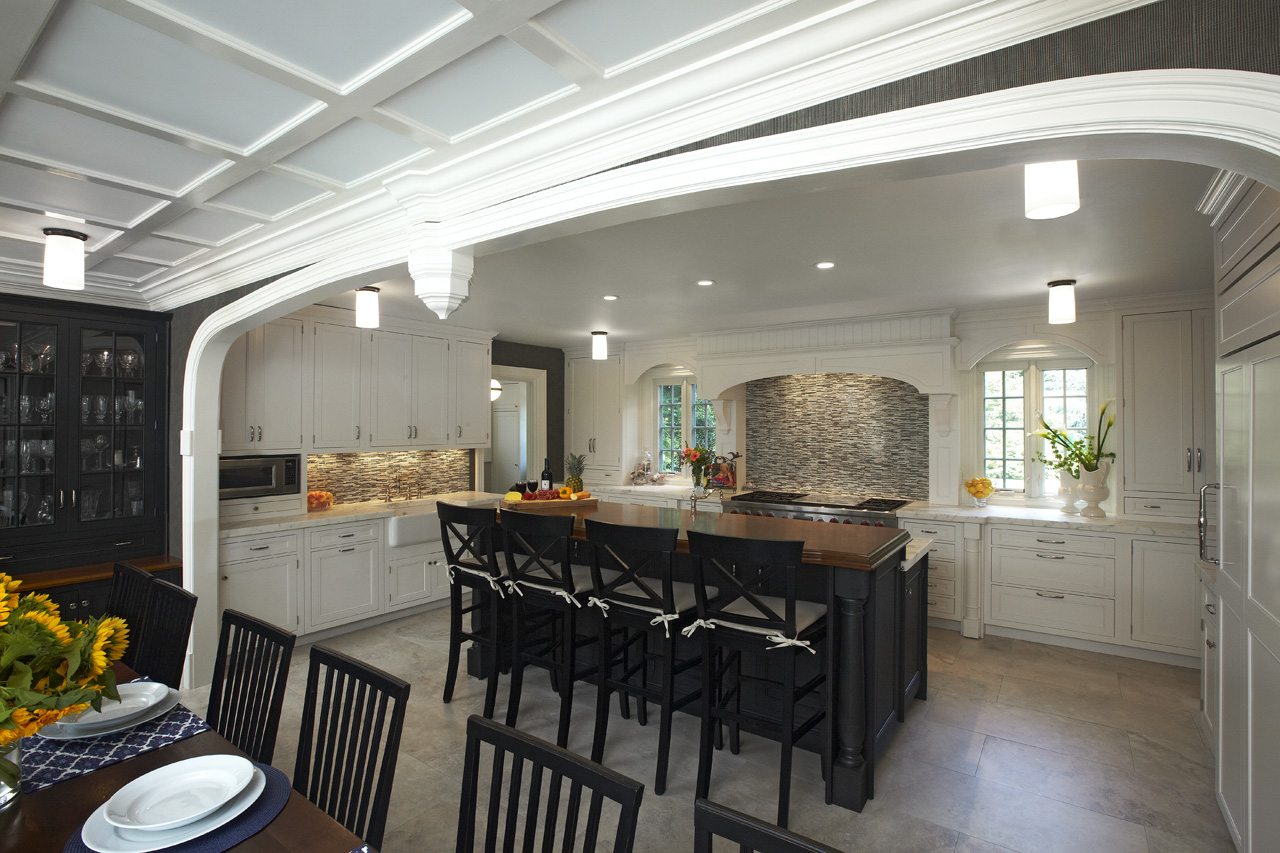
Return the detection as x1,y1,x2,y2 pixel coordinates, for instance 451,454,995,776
453,340,490,447
220,554,298,631
312,323,364,451
566,357,595,460
1123,312,1194,494
591,355,622,468
412,334,449,446
254,319,303,450
900,564,924,710
308,541,381,630
387,547,444,611
369,331,414,448
1130,539,1199,650
219,332,252,451
1193,308,1217,489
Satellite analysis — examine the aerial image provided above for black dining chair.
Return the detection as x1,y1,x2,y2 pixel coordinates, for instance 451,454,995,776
457,714,645,853
131,578,197,688
693,798,842,853
293,645,410,851
438,501,506,719
205,609,296,764
586,518,709,795
685,530,832,828
106,562,152,667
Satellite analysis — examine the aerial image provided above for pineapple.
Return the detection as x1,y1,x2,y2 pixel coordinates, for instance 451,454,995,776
565,452,586,493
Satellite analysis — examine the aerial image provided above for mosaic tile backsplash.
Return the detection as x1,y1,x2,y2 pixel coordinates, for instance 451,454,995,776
307,450,473,503
745,373,929,499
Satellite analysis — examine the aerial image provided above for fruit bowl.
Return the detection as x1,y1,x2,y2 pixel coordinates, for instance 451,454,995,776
307,490,335,511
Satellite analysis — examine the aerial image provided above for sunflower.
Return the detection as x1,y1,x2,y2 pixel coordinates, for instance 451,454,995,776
98,616,130,662
19,609,71,646
22,593,60,617
87,623,112,677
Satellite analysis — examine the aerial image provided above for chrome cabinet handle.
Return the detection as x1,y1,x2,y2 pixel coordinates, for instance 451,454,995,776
0,555,12,562
927,599,937,606
114,541,132,546
1142,504,1162,509
1035,591,1066,599
355,425,360,440
1206,602,1216,615
1035,553,1066,560
249,545,269,552
1199,482,1221,565
920,528,939,535
338,547,355,553
1035,538,1066,544
257,425,262,442
1186,448,1193,472
248,426,255,442
1197,448,1203,472
408,426,412,440
1206,639,1217,649
457,425,462,438
58,490,64,509
71,490,76,507
338,533,355,539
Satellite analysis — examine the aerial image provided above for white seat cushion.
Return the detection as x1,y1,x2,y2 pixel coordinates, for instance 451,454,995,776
714,595,826,638
604,580,718,615
518,564,617,596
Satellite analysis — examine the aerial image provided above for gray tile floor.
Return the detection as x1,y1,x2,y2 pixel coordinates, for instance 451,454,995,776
182,609,1232,852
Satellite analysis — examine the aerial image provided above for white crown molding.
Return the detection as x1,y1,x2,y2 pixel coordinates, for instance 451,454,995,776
1197,168,1251,226
952,289,1214,324
0,263,150,308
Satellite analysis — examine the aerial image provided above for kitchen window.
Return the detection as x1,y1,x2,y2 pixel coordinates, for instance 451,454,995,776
980,361,1090,497
656,380,716,473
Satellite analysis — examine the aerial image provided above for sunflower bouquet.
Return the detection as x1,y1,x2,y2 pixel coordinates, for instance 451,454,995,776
0,572,129,789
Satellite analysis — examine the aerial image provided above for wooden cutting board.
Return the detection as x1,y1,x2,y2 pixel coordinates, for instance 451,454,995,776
501,497,599,512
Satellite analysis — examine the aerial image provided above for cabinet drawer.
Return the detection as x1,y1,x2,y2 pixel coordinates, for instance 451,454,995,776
309,520,381,550
929,561,955,580
902,520,955,541
990,546,1115,597
990,527,1115,556
926,594,956,618
925,577,955,598
220,534,299,564
922,541,955,563
990,584,1115,638
1123,497,1198,520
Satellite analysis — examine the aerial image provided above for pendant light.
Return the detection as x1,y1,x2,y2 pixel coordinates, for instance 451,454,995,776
355,286,380,328
1047,279,1076,324
42,228,89,290
490,378,503,401
1024,161,1080,219
591,330,608,360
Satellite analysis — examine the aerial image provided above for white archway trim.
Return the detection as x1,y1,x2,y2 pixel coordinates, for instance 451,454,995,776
437,70,1280,252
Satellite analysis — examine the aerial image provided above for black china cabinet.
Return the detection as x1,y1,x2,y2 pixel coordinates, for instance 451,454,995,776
0,296,168,575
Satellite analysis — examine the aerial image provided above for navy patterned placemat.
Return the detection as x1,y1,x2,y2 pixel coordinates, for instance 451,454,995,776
22,704,209,793
64,762,291,853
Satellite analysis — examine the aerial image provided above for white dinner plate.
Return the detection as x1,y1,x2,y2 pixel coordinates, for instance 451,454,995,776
58,683,170,731
104,754,255,831
81,766,266,853
38,689,179,740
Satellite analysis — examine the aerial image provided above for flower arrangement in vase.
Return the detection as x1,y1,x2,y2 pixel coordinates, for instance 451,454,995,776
679,445,711,496
1032,401,1117,518
0,573,130,805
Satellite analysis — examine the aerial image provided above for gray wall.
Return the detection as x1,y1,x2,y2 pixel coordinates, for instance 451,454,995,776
491,339,565,480
745,374,929,499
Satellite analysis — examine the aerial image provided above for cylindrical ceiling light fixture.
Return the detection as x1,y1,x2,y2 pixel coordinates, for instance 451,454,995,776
490,378,503,401
42,228,88,290
1024,161,1080,220
1047,279,1077,325
591,330,608,360
355,286,380,328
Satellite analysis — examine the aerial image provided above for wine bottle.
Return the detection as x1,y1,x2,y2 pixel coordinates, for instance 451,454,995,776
540,458,553,492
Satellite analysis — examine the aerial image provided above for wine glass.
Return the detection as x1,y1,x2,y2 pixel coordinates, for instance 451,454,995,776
80,352,93,376
36,495,53,525
37,439,53,473
19,440,33,473
114,395,125,425
80,395,91,425
94,349,112,376
122,395,137,426
81,489,100,521
95,395,108,424
0,350,10,371
93,434,109,470
18,395,31,423
36,392,53,424
118,350,139,378
80,439,96,472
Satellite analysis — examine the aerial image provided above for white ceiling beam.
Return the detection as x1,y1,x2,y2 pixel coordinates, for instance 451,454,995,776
0,0,58,109
506,21,603,86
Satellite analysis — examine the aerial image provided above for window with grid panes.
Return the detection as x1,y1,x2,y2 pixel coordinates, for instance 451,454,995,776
655,380,716,473
983,369,1026,490
980,361,1091,497
1038,367,1089,494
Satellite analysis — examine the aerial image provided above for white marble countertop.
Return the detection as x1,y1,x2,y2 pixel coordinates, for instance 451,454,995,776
902,537,933,570
219,490,505,539
899,501,1198,537
588,484,743,499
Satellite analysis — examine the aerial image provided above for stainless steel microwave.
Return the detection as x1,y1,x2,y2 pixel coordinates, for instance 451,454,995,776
218,454,301,500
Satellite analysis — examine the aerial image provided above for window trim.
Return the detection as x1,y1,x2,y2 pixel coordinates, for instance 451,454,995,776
649,371,715,477
978,358,1093,500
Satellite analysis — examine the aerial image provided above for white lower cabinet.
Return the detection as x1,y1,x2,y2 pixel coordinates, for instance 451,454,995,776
388,546,447,611
1130,539,1200,651
219,553,300,631
990,584,1116,638
307,540,382,631
902,520,959,619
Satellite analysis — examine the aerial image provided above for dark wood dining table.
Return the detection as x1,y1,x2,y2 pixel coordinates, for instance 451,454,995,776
0,668,365,853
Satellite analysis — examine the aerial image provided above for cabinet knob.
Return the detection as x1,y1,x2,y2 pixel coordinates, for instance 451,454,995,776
81,599,90,607
222,576,229,581
68,602,77,610
1205,602,1216,615
1206,639,1217,649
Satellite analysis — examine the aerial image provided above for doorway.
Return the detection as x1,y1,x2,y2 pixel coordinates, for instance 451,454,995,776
485,365,548,493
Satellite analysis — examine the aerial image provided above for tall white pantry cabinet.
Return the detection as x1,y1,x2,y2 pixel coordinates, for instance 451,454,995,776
1205,174,1280,853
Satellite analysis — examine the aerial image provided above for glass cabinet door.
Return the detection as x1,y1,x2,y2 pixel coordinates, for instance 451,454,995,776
75,328,149,524
0,319,59,530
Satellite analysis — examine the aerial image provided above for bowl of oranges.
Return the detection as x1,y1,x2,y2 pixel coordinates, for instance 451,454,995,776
307,490,335,512
964,477,994,507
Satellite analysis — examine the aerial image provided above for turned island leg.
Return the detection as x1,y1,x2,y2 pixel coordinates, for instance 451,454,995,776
831,593,869,811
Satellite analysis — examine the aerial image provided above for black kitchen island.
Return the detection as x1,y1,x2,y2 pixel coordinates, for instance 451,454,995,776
471,501,926,812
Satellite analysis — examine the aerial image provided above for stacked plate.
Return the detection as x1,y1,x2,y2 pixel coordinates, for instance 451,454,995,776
82,755,265,853
40,683,178,740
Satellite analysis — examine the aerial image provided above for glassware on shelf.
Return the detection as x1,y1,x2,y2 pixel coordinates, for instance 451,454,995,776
0,350,10,371
93,434,109,470
80,395,91,424
94,349,112,376
118,350,139,377
80,439,97,472
80,489,100,521
95,395,108,424
36,392,53,424
35,495,53,525
80,351,93,376
114,395,125,425
18,395,31,423
38,440,53,473
19,440,34,473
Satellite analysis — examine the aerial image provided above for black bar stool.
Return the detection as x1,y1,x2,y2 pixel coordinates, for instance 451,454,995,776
684,530,832,828
501,509,610,748
439,501,506,719
585,518,710,795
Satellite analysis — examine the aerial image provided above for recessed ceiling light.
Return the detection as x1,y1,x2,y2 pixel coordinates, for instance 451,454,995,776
815,261,835,270
696,279,714,287
603,294,618,301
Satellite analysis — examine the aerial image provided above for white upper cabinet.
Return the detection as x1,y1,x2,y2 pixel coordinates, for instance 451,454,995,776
412,334,448,446
1122,310,1213,500
220,318,303,452
369,330,415,447
453,339,491,447
566,354,621,470
311,322,364,451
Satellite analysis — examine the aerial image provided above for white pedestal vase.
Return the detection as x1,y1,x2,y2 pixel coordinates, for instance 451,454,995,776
1059,473,1081,515
1078,461,1111,518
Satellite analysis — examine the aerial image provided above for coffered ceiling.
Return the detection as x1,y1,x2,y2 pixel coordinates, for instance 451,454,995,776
0,0,1159,308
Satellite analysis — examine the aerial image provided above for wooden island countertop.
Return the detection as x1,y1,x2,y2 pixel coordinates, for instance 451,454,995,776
509,501,910,571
